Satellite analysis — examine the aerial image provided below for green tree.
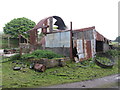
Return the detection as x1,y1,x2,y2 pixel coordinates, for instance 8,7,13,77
3,17,36,39
115,36,120,43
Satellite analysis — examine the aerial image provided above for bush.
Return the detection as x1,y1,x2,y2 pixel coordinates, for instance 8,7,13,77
106,50,118,57
31,50,63,59
8,50,63,61
95,56,112,65
21,53,37,60
9,54,21,60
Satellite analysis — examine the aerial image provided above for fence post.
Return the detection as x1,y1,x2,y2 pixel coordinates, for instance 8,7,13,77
70,22,73,60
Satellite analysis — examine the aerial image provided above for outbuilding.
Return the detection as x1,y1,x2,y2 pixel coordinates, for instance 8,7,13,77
26,16,110,61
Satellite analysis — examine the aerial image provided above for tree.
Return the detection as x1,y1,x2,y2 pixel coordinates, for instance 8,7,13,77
115,36,120,43
3,17,36,39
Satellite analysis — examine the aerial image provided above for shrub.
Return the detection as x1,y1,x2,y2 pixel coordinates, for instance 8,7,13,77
106,50,118,57
95,56,112,65
21,53,37,60
31,50,63,59
9,54,21,60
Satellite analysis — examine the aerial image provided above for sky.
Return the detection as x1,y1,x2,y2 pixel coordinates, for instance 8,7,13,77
0,0,119,40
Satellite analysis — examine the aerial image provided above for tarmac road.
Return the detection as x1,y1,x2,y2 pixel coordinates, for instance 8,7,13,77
41,74,119,88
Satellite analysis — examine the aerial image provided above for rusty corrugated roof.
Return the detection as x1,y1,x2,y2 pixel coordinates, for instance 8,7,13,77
73,26,95,32
33,16,52,30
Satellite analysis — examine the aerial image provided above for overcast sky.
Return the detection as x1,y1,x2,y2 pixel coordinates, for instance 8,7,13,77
0,0,119,40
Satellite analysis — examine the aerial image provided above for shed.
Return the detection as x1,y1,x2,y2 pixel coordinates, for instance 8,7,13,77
27,16,110,61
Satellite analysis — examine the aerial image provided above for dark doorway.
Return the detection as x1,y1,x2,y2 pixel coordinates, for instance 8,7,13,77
96,41,103,52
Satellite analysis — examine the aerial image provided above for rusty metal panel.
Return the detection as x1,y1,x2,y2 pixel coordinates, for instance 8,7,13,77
76,39,85,60
95,31,109,42
45,31,70,47
84,40,87,59
30,29,37,45
73,29,94,40
33,17,51,30
73,26,95,32
86,40,92,59
73,28,99,60
83,30,93,40
91,39,96,58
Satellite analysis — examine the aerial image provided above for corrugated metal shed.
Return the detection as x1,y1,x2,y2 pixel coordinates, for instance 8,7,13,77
27,16,110,62
45,31,70,47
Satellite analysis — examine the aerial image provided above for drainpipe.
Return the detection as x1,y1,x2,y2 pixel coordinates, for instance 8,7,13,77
70,22,73,60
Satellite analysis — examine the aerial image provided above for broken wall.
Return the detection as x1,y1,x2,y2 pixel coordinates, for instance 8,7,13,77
103,43,110,52
45,31,70,57
73,29,96,60
45,31,70,47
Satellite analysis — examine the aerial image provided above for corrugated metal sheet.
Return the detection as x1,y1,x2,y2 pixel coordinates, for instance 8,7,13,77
73,27,96,60
91,39,96,57
73,26,95,32
95,31,109,42
76,39,85,60
45,31,70,47
33,17,51,30
86,40,92,59
29,29,37,45
73,29,94,40
27,15,109,60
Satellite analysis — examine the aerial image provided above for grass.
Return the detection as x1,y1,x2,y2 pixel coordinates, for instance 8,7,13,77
2,57,118,88
1,49,119,88
95,57,113,65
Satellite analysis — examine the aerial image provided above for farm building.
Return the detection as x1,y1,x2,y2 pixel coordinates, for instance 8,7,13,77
23,16,110,61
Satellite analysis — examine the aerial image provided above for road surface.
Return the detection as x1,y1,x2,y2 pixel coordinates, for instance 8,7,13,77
41,74,119,88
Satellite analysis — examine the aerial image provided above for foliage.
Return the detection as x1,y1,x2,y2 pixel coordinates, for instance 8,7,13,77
95,56,113,65
3,17,36,38
80,50,119,68
31,50,63,59
105,50,118,57
21,53,37,60
2,50,119,88
9,54,21,60
2,60,118,88
114,36,120,43
14,50,63,60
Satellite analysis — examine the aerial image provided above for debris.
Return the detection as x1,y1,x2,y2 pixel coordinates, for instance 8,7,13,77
29,63,34,69
94,59,114,68
22,65,26,68
12,61,17,63
94,53,114,68
58,58,66,67
18,62,23,64
56,74,68,76
34,63,46,72
53,16,67,30
22,70,27,73
13,67,21,70
82,85,86,87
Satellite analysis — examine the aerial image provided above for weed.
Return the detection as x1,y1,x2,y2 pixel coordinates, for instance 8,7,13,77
30,50,63,59
9,54,21,60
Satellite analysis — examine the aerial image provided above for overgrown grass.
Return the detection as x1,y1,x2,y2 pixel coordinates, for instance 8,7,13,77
2,50,119,88
31,50,63,59
1,50,63,63
21,50,63,60
2,59,118,88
